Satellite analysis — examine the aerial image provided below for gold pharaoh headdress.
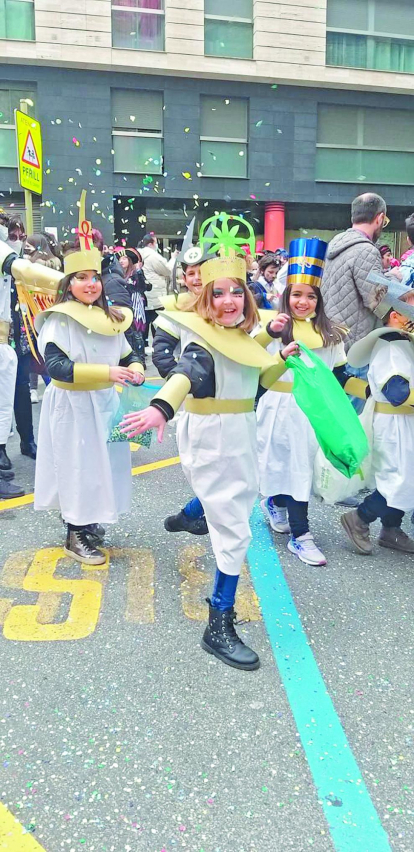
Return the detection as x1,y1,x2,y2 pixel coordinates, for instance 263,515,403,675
64,190,102,276
199,213,256,286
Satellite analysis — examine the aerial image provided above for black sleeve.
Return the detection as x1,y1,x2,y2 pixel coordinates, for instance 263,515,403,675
150,342,215,421
44,342,74,382
333,363,348,388
124,327,146,368
2,252,17,276
119,349,143,369
152,327,180,378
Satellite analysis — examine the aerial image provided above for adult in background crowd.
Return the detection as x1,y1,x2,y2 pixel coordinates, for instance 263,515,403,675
321,193,386,352
7,217,38,460
0,221,25,498
24,234,61,403
138,233,176,349
114,247,149,366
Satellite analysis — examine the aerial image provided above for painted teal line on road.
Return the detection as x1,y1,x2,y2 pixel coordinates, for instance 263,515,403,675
247,504,392,852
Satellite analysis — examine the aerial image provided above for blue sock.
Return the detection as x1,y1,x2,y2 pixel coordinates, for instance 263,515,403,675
182,497,204,519
210,569,239,612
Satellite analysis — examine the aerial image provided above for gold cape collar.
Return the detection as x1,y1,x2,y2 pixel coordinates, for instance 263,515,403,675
34,301,133,337
160,310,281,370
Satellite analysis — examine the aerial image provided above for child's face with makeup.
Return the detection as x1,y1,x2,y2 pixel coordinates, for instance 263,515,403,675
70,270,102,304
210,278,245,326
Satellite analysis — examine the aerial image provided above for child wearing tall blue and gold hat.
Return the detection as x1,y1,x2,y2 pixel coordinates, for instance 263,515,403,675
256,236,349,568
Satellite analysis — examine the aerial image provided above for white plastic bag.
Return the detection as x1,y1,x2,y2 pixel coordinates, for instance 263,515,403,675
312,396,375,505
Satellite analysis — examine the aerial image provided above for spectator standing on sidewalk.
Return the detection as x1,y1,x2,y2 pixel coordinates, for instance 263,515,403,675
139,234,176,350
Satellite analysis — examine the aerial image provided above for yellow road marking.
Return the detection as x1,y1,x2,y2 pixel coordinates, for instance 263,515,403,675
3,548,106,642
0,802,47,850
131,455,180,476
112,547,155,623
0,455,181,513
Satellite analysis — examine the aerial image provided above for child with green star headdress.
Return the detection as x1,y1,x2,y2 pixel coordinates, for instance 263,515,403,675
121,212,296,672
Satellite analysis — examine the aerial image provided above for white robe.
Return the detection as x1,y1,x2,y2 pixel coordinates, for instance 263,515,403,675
368,337,414,512
34,314,132,525
0,274,17,445
176,336,260,576
257,339,346,502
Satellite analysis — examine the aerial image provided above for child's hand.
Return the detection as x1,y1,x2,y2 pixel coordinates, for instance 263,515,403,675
129,371,145,385
120,406,167,443
269,313,290,334
281,341,300,361
109,366,137,386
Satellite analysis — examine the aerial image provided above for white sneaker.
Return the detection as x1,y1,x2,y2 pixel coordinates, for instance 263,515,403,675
287,532,327,566
260,498,290,533
145,346,153,355
30,389,39,404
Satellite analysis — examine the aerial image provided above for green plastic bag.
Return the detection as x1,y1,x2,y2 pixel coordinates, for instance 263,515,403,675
285,342,369,478
108,382,158,448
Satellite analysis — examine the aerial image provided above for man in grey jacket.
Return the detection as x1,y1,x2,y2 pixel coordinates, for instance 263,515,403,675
321,193,387,352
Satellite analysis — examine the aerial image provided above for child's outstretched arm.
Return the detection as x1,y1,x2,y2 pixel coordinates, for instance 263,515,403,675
121,343,214,441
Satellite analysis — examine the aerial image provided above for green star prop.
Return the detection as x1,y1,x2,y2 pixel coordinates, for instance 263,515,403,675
199,213,255,257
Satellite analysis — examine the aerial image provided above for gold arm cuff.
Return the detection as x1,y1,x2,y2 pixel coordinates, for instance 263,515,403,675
52,379,112,391
129,362,145,375
259,354,286,389
375,401,414,415
268,381,293,394
73,363,111,384
0,319,9,344
152,373,191,414
185,397,255,415
254,328,273,348
344,377,368,399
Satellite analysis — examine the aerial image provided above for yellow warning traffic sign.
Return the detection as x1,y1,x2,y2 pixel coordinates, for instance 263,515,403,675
15,109,43,195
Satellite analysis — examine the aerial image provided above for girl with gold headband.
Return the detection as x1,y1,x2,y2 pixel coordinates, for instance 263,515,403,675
121,214,296,671
256,238,348,568
33,193,145,565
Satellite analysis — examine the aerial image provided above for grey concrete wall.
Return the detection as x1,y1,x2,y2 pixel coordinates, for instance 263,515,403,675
1,64,414,242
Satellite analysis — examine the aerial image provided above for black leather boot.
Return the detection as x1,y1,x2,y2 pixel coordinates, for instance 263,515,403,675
201,599,260,671
0,446,12,471
20,440,37,459
164,510,208,535
0,473,25,499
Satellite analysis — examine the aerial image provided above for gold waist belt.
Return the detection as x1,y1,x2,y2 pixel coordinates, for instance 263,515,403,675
375,401,414,415
0,319,10,344
185,397,255,415
52,379,113,391
268,381,293,393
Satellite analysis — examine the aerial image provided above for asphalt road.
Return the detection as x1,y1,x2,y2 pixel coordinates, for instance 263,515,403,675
0,373,412,852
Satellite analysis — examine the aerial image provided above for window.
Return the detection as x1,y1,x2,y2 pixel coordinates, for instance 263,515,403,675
200,96,248,178
0,88,35,169
204,0,253,59
0,0,35,41
112,0,164,51
326,0,414,74
316,104,414,185
112,89,163,175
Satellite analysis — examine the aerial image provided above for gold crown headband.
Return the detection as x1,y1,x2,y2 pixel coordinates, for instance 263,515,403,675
64,190,102,276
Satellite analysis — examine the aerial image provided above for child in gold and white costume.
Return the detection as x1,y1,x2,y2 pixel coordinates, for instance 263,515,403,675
121,214,296,671
34,194,144,565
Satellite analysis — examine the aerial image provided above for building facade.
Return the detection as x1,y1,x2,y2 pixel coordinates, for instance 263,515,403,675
1,0,414,250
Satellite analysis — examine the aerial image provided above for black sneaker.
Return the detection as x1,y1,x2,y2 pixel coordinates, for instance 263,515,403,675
164,510,208,535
